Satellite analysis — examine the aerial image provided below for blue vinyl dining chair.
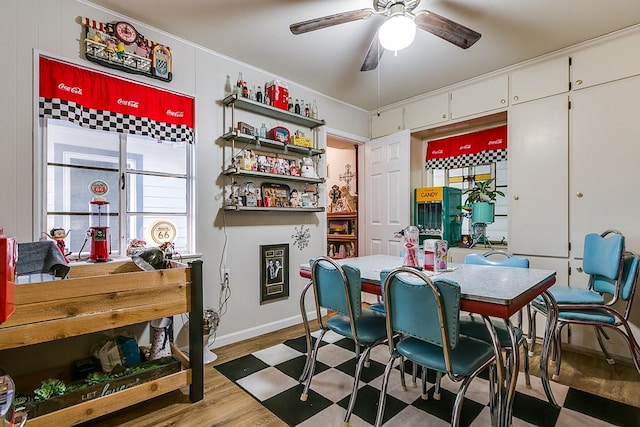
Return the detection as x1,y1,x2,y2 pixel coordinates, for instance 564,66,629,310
375,267,496,427
299,256,387,427
459,250,532,386
531,231,640,378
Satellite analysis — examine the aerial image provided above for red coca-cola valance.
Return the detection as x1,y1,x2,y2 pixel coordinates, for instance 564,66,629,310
426,125,507,169
38,55,194,143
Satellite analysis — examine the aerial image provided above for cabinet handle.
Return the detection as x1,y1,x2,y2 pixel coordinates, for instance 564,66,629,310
513,96,519,101
500,99,506,104
442,114,447,118
576,79,583,86
513,195,519,200
576,267,583,273
576,192,583,198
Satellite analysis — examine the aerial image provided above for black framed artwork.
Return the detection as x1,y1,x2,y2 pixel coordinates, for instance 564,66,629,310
260,244,289,303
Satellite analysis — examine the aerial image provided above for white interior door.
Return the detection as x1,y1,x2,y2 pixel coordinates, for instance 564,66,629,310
363,129,411,256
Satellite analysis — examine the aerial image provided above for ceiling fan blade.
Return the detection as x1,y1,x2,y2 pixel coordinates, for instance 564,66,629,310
290,8,374,35
414,10,481,49
361,33,384,71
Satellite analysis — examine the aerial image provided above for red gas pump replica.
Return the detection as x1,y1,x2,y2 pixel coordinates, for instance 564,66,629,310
88,180,111,262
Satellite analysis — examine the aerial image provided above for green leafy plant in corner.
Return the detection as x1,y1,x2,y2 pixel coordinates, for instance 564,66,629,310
463,178,505,205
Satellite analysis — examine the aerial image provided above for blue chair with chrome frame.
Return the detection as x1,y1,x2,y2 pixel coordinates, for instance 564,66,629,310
299,256,387,427
375,266,497,427
459,250,532,386
531,230,640,379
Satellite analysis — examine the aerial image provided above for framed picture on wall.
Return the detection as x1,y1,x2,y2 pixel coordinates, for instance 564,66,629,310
260,243,289,303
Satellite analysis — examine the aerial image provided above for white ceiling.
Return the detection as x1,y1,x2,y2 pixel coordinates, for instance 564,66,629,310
86,0,640,111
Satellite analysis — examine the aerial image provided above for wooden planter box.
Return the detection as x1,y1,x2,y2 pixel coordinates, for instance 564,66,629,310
30,356,181,418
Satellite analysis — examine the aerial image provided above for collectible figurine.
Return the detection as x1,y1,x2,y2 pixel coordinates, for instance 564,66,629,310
43,228,71,263
289,189,301,207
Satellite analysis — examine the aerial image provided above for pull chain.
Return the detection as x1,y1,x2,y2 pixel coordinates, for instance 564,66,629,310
376,40,381,117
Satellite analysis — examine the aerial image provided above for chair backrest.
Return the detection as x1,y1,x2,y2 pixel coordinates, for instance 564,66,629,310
583,230,625,295
383,267,461,350
464,250,529,269
619,252,640,303
311,256,362,318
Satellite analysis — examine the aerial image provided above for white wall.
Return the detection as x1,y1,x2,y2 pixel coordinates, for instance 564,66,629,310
1,0,370,347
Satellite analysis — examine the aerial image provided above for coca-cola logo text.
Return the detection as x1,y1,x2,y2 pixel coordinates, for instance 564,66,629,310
431,149,444,155
117,98,140,108
58,83,83,95
166,109,184,117
459,144,472,150
487,138,503,145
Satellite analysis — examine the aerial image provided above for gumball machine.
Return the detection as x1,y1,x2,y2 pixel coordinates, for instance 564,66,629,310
88,180,111,262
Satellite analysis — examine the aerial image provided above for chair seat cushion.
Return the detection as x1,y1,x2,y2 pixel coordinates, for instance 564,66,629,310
542,285,606,305
458,316,524,348
558,308,616,324
327,308,387,344
368,302,385,314
397,335,494,377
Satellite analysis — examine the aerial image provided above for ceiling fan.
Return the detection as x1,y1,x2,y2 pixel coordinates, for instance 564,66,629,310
290,0,481,71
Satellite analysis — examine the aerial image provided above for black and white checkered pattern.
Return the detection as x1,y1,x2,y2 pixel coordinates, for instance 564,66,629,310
40,97,194,143
426,149,508,170
216,331,640,426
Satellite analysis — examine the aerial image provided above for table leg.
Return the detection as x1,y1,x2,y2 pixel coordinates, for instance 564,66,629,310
538,290,560,407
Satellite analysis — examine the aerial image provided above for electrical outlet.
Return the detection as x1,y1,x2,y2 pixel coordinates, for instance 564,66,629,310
221,268,230,285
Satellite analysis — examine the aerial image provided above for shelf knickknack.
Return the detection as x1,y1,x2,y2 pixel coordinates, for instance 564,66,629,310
82,17,173,82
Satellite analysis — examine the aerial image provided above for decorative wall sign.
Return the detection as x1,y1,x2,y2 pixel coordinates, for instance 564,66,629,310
82,17,173,82
260,244,289,304
291,225,311,250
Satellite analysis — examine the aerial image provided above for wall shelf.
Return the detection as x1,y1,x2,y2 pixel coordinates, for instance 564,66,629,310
222,94,325,129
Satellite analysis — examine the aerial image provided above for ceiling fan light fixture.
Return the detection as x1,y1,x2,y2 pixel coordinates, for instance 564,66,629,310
378,14,416,52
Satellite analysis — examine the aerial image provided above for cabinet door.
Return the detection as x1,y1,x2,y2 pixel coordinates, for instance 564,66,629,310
571,30,640,91
371,107,403,138
508,94,569,257
570,75,640,257
450,74,508,120
510,56,569,105
404,93,449,130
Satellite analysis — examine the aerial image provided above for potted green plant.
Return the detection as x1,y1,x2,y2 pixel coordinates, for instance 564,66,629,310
464,178,504,223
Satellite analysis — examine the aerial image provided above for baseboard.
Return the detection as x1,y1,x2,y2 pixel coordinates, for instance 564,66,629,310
210,309,323,349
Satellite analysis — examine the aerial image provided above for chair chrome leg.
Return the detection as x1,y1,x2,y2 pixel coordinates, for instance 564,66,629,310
375,355,397,427
420,366,428,400
594,326,615,364
300,329,327,401
343,346,372,426
399,356,407,391
433,371,442,400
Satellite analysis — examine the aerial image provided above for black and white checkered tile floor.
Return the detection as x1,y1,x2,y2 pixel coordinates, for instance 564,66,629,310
216,330,640,426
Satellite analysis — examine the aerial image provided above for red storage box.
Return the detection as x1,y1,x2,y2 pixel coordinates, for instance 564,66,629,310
0,233,16,324
266,80,289,110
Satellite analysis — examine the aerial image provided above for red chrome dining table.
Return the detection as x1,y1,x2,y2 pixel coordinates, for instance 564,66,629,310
299,254,560,427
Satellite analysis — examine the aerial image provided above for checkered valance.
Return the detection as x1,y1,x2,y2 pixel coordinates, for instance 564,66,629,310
426,125,507,169
38,56,194,143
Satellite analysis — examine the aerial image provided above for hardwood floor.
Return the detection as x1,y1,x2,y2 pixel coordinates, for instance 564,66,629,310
81,322,639,426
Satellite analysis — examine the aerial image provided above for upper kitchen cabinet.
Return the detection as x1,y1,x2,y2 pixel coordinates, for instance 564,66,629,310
371,106,403,139
450,74,508,120
403,93,449,131
570,75,640,257
508,93,569,258
571,30,640,91
510,56,569,104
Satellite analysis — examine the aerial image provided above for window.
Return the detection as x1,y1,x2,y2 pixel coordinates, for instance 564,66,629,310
42,118,192,258
433,162,508,244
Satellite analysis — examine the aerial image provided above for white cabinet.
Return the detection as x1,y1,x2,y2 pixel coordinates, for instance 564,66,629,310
371,107,403,138
508,93,569,258
450,74,508,119
510,56,569,104
403,93,449,130
571,31,640,91
570,75,640,257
